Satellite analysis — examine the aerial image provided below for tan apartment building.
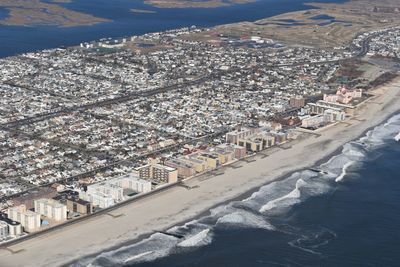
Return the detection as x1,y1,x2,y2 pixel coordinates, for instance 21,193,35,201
197,153,220,169
165,158,196,179
66,197,92,215
135,163,178,184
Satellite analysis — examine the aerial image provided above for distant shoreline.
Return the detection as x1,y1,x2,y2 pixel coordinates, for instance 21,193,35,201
143,0,257,9
0,0,110,27
131,8,157,14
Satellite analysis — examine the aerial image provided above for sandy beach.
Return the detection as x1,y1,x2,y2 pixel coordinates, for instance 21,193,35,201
0,78,399,267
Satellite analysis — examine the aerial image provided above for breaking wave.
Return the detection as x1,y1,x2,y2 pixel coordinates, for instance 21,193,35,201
335,161,356,182
73,114,400,266
259,179,306,213
177,229,211,247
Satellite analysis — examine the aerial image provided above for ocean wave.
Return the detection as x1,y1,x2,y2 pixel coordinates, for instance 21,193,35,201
123,251,154,264
259,179,306,213
395,132,400,142
177,229,211,247
74,233,179,267
216,210,275,230
76,114,400,266
360,114,400,148
335,160,356,182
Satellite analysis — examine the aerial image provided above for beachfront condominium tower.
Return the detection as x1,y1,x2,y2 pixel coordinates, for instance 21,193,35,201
0,221,9,239
7,205,41,232
34,199,67,222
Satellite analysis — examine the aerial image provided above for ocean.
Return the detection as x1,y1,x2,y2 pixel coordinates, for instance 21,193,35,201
73,113,400,267
0,0,345,58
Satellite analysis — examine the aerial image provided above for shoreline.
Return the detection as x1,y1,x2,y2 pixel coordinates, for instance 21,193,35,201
70,105,400,266
1,77,399,267
0,0,356,59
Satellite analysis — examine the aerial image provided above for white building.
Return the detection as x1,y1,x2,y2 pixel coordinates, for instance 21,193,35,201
8,205,41,232
0,216,22,238
34,199,67,222
87,183,124,202
7,221,22,237
80,191,115,209
301,115,325,128
81,175,152,208
324,109,346,122
0,221,8,239
115,175,152,193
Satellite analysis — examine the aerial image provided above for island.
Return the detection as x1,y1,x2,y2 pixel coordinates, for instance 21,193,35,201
0,0,109,27
144,0,256,8
131,8,157,14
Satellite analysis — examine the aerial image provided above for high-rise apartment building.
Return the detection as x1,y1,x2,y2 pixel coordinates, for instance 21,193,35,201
34,199,67,222
135,163,178,184
0,221,8,239
8,205,41,232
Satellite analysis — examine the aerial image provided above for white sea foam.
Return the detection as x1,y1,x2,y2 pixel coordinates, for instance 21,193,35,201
216,210,275,230
259,179,306,213
77,232,179,266
76,114,400,267
123,251,154,263
177,229,211,247
395,132,400,142
335,161,355,182
288,227,337,255
360,114,400,148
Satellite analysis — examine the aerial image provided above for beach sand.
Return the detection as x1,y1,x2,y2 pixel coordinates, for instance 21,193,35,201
0,78,399,267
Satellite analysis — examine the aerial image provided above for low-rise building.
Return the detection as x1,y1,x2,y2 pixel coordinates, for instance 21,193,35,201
12,188,57,210
66,197,92,215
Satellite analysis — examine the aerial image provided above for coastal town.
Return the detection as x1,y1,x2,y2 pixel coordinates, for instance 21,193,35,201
0,23,399,245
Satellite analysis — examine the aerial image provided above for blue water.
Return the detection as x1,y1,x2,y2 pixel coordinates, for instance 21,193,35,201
0,0,345,58
310,14,336,20
0,8,8,20
72,114,400,267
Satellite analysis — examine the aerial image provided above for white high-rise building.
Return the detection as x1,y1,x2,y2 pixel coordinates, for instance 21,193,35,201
87,183,124,202
79,191,115,209
34,199,67,222
115,175,152,193
8,205,41,232
0,221,8,239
